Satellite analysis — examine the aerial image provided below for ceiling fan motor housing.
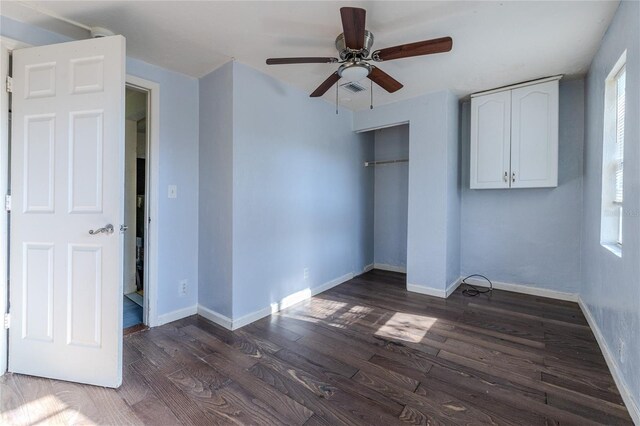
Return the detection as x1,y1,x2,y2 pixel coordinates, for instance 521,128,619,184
335,30,374,60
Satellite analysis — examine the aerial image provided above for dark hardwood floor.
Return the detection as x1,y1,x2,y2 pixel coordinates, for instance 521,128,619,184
1,270,633,425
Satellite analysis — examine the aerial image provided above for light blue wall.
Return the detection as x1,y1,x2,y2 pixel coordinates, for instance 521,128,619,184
198,62,234,317
445,91,461,287
126,58,199,317
353,91,460,293
231,62,374,318
582,0,640,412
373,125,409,269
460,80,585,293
1,17,200,317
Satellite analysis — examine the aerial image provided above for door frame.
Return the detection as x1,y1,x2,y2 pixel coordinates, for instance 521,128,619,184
0,36,31,376
125,75,160,327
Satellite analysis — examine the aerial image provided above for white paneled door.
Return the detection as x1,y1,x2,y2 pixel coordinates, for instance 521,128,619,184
9,36,125,387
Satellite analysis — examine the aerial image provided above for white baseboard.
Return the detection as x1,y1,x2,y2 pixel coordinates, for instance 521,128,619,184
156,304,198,326
362,263,374,273
578,297,639,425
445,277,463,297
197,304,233,329
407,276,462,299
309,272,354,298
463,277,579,302
373,263,407,273
198,272,355,331
407,283,446,298
409,276,575,302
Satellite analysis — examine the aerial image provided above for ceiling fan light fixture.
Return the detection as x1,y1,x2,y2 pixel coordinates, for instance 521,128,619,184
338,62,371,82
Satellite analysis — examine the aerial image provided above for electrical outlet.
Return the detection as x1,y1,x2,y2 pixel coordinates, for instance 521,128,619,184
179,280,188,296
304,268,309,280
168,185,178,199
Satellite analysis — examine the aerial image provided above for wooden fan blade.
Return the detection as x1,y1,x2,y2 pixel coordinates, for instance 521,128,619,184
340,7,366,50
373,36,452,61
266,57,338,65
310,72,341,97
368,67,403,93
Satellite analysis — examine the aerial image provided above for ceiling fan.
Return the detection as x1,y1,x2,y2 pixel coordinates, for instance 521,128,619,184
266,7,453,98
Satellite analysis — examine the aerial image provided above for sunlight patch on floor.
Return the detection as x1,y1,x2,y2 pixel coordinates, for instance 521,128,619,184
324,305,374,329
293,298,348,321
374,312,439,343
280,297,373,328
270,288,313,314
3,394,93,426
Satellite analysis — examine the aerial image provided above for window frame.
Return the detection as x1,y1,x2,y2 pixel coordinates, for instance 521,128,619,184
600,51,626,256
613,65,625,247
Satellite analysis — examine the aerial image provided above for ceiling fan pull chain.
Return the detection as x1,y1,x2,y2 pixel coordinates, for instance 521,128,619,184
336,81,339,115
370,79,373,109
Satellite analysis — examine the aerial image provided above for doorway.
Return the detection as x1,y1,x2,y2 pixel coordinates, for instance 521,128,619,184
124,85,148,330
365,123,410,273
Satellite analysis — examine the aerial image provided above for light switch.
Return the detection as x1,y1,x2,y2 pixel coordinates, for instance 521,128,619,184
168,185,178,199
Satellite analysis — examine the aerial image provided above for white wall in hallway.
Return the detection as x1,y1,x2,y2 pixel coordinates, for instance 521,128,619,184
124,119,137,295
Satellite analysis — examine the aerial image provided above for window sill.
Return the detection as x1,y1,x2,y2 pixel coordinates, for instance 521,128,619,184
602,243,622,258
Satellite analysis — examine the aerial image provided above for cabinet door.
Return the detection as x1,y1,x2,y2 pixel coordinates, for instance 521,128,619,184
510,80,559,188
470,91,511,189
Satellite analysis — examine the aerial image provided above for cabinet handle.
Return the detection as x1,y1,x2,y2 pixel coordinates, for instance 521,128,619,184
503,172,508,182
512,172,516,183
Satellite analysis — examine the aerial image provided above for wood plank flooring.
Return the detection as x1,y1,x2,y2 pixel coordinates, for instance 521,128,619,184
1,270,633,425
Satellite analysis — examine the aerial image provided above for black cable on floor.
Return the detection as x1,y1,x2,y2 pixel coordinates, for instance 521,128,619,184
461,274,493,297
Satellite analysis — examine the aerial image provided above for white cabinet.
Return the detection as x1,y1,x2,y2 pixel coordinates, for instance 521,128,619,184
470,78,559,189
470,90,511,189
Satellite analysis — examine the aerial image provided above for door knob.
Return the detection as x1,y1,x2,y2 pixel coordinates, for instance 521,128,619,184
89,224,114,235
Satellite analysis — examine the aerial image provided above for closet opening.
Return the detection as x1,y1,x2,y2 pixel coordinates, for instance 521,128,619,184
365,123,410,275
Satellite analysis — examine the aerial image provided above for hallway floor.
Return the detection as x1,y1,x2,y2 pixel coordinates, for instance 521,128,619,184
123,295,143,329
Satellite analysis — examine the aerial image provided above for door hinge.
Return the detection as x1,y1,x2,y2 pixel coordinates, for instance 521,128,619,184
3,313,9,329
4,194,10,212
5,76,12,93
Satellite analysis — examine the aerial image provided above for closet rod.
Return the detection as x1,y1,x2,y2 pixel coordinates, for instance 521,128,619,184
364,159,409,167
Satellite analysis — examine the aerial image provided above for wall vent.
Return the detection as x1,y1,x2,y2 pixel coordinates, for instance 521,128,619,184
340,81,367,93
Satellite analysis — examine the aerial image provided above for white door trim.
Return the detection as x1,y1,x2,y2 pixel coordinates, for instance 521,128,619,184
0,42,11,376
125,74,160,327
0,36,31,51
0,36,33,376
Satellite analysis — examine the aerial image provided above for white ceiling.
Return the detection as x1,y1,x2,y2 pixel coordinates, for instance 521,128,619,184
2,1,618,110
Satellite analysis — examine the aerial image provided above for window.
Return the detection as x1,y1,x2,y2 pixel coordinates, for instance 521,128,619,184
601,52,626,256
614,66,625,245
